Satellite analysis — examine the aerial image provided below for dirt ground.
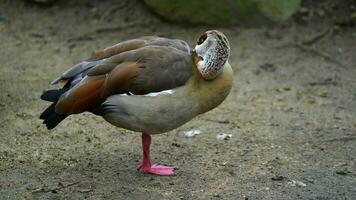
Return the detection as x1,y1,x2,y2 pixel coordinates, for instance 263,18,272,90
0,0,355,199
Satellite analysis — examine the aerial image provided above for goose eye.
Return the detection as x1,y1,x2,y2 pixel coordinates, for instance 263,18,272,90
197,33,207,45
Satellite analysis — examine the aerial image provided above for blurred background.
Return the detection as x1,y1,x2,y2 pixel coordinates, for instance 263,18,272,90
0,0,355,199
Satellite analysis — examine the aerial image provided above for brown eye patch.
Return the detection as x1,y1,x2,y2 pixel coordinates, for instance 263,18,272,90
197,33,207,45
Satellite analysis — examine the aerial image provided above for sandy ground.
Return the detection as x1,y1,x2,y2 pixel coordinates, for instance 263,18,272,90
0,0,355,199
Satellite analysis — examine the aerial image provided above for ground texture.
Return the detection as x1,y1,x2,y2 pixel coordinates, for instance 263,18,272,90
0,0,355,199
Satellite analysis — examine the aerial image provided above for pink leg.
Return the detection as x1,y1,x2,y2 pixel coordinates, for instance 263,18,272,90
138,133,175,176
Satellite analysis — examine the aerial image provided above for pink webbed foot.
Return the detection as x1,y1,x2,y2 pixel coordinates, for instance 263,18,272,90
139,164,175,176
138,133,175,176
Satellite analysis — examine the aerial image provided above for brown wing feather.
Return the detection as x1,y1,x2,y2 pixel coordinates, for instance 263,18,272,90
101,62,140,97
89,36,190,61
53,36,190,84
55,62,140,115
86,63,116,76
53,38,193,115
89,39,147,61
56,76,106,114
126,46,193,94
51,37,156,84
87,45,193,95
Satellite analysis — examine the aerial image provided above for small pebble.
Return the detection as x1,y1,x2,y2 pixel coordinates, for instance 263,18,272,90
319,91,329,98
271,175,286,181
184,129,201,138
287,180,306,187
335,168,350,175
216,133,232,140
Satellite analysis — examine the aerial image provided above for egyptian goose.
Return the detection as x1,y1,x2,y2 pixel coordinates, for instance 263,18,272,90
40,30,233,176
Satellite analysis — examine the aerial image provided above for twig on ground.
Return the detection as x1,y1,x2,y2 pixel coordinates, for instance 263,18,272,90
301,28,333,46
274,27,346,68
30,181,80,194
78,188,92,193
323,136,355,143
67,35,94,43
203,118,230,124
291,43,347,68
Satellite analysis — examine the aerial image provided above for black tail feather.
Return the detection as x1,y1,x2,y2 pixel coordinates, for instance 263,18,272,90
40,102,67,129
40,103,56,119
40,87,69,129
40,88,68,102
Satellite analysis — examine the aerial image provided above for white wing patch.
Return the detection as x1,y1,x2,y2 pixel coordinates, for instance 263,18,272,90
119,89,174,97
144,89,174,97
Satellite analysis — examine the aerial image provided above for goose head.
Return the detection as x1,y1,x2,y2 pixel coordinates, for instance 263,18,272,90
193,30,230,80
